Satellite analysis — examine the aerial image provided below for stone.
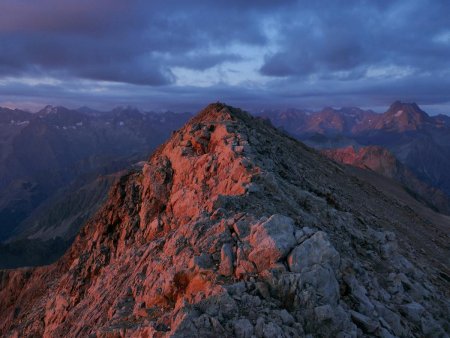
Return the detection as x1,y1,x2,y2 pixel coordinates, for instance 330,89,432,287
378,327,396,338
302,226,315,236
287,231,340,273
350,310,379,333
278,309,295,325
233,318,254,338
343,274,374,314
399,302,425,324
373,301,405,336
255,282,271,300
246,183,261,193
314,304,334,322
255,317,265,337
421,316,446,336
294,229,305,243
248,214,296,271
219,243,234,276
225,281,246,296
262,321,284,338
217,293,239,319
191,253,214,271
299,265,340,306
233,220,251,238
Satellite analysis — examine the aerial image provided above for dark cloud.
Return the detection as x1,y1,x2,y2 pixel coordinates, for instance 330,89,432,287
260,0,450,80
0,1,273,85
0,0,449,111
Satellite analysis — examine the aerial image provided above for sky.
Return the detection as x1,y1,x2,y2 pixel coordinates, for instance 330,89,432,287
0,0,450,114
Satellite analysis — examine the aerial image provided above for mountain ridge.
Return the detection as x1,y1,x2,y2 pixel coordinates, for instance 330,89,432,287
1,103,448,337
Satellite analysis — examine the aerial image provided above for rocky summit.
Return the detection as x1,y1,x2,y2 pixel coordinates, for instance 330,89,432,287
1,104,449,337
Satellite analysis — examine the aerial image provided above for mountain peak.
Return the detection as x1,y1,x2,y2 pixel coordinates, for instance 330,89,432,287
190,102,252,125
38,104,57,114
379,101,430,131
386,101,427,117
37,105,72,116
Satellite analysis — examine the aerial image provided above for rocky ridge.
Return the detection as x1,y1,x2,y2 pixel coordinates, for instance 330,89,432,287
0,104,449,337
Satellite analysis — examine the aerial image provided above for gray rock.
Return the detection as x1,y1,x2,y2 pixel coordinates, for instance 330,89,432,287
225,281,246,296
399,302,425,324
314,304,334,322
233,318,254,338
246,182,261,193
421,316,446,337
219,243,234,276
255,317,265,337
278,309,295,325
248,214,296,271
302,226,315,236
262,321,285,338
373,300,405,336
287,231,340,273
343,274,375,314
217,293,238,319
378,327,397,338
294,229,305,243
255,282,271,300
242,293,262,307
233,219,251,238
191,253,214,270
299,265,340,306
350,310,379,333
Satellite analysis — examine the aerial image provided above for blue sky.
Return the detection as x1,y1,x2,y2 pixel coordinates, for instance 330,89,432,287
0,0,449,114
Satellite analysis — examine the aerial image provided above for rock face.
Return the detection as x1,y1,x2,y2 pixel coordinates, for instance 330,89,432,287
0,103,449,337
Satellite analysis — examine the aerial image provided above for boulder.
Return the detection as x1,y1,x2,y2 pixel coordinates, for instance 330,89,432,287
287,231,340,273
248,215,296,271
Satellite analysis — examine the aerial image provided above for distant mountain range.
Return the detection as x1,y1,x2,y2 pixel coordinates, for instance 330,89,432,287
1,101,449,268
260,101,450,205
0,105,191,266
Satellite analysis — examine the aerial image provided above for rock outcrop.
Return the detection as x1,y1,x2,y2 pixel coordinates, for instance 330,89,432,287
0,103,449,337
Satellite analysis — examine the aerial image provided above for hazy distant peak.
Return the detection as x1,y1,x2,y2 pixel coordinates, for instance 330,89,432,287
379,101,431,131
386,101,427,117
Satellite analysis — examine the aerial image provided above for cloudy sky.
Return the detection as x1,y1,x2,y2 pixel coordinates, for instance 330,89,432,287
1,0,449,113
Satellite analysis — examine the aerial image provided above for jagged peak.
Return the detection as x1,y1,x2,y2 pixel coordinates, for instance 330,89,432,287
37,105,73,115
189,102,253,125
386,101,428,118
